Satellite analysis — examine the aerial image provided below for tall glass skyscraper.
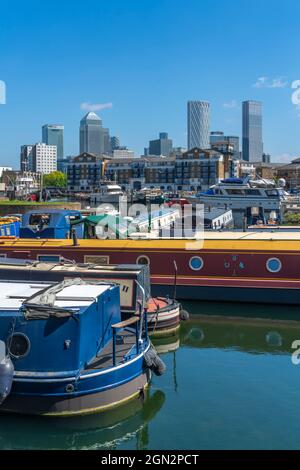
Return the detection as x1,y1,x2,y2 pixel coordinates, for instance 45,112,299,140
42,124,64,160
187,101,210,150
242,101,263,162
80,112,110,155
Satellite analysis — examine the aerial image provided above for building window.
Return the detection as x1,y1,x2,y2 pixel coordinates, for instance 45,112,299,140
266,258,282,273
136,255,150,266
189,256,204,271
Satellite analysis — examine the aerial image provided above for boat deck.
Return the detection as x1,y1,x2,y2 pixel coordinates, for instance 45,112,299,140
85,329,137,371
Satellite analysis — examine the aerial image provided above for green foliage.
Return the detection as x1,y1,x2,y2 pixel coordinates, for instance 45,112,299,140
283,213,300,225
43,171,67,188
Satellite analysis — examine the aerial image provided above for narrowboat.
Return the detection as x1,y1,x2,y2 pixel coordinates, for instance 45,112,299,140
0,216,20,237
0,278,164,416
0,232,300,304
0,258,182,335
19,210,83,239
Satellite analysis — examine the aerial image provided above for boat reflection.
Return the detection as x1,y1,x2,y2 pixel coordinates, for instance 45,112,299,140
152,330,180,355
0,389,165,450
180,316,300,354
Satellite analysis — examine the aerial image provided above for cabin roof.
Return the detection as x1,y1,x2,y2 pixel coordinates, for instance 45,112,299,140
23,209,81,216
2,231,300,252
0,281,112,310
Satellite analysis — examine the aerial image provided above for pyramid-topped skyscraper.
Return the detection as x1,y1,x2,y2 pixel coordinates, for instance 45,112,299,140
79,112,110,155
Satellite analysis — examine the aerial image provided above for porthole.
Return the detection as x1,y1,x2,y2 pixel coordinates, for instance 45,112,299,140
266,258,282,273
7,333,30,359
137,255,150,266
189,256,204,271
66,384,75,393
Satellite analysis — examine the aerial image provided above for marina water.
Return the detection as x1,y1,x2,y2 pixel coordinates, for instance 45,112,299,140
1,302,300,450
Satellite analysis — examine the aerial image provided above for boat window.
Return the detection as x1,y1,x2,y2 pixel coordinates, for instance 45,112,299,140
136,255,150,266
7,333,30,359
189,256,204,271
266,190,278,197
84,255,109,265
266,258,282,273
226,189,245,195
29,214,51,229
37,255,61,263
245,189,261,195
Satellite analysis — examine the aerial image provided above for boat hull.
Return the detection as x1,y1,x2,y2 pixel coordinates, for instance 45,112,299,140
152,282,300,305
0,371,150,417
2,236,300,305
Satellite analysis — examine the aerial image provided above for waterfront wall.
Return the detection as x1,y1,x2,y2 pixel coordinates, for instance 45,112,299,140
0,202,81,217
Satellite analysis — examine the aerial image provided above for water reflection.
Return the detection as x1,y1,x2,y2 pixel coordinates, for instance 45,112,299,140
0,389,165,450
180,316,298,354
1,309,300,450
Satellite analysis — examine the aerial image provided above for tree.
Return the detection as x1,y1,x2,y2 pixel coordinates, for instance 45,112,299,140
43,171,67,188
283,213,300,225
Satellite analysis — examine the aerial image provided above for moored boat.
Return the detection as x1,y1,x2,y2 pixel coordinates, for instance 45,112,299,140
0,233,300,304
0,278,165,416
0,258,182,335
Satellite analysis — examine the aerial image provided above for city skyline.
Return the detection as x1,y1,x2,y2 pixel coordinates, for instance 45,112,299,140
1,0,300,167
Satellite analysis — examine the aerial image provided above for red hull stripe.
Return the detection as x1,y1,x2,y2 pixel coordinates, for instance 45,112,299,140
151,276,300,289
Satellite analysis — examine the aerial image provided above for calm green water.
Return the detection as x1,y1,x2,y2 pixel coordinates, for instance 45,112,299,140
1,302,300,450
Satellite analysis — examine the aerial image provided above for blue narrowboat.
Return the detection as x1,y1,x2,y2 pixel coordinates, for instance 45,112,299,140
0,279,163,416
0,217,20,237
19,210,83,239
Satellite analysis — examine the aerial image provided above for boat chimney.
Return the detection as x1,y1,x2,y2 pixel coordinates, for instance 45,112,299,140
71,228,78,246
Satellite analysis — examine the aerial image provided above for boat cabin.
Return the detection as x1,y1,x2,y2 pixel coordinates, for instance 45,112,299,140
20,210,83,239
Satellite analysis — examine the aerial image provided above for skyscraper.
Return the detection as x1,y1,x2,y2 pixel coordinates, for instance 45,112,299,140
42,124,64,160
187,101,210,150
79,112,110,155
110,136,120,151
149,132,173,156
242,101,263,162
210,132,240,159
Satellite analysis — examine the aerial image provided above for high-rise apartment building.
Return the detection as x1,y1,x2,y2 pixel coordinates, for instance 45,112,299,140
242,101,263,162
80,112,110,155
31,143,57,174
187,101,210,150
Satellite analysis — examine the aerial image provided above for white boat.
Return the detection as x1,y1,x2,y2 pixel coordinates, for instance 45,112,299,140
188,177,289,228
90,183,125,205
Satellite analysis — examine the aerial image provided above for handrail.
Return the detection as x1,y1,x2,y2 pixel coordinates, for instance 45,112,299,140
111,316,140,329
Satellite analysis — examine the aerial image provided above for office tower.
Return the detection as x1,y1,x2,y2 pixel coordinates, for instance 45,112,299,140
80,112,110,155
187,101,210,150
110,136,120,151
20,145,33,171
149,132,173,157
210,132,240,159
112,149,135,159
242,101,263,162
31,143,57,174
42,124,64,160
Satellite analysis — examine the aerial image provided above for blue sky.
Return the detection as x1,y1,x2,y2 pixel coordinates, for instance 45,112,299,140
0,0,300,167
